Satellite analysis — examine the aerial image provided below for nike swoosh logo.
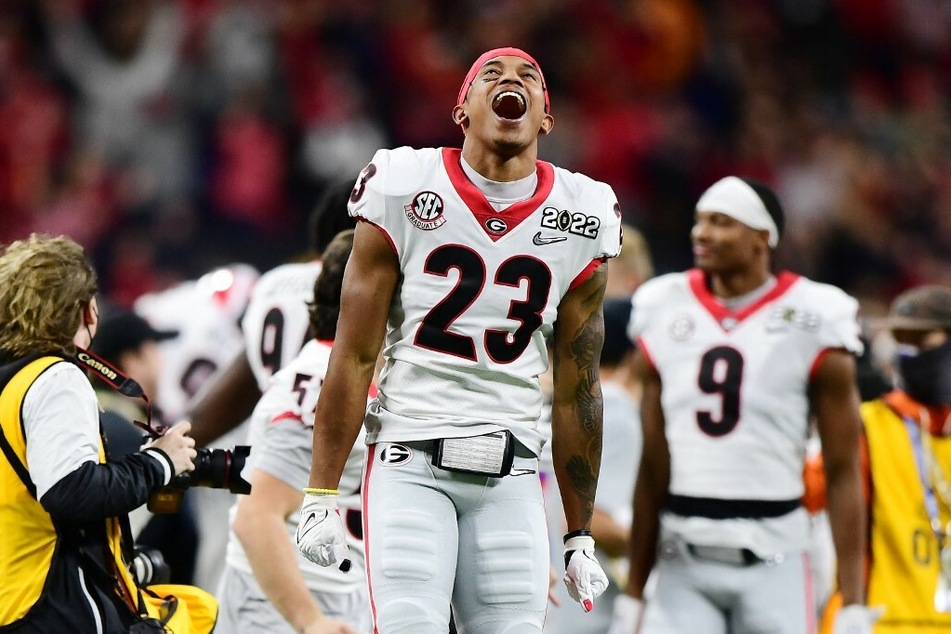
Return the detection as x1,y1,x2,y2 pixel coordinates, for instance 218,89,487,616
533,231,567,246
296,512,319,542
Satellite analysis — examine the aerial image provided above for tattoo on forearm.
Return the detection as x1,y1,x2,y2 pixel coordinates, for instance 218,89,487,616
560,267,606,524
569,269,606,435
566,455,597,524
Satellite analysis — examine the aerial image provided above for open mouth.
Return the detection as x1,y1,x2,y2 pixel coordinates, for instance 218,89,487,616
492,91,527,120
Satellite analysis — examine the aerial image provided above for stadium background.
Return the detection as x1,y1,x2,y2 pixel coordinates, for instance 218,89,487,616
2,0,950,318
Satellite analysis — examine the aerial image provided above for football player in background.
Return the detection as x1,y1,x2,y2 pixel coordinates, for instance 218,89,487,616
134,262,259,591
134,263,260,424
217,230,369,634
605,223,654,300
186,180,358,448
296,47,620,632
612,177,878,633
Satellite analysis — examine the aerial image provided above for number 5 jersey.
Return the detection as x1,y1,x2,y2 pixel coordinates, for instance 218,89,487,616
349,146,622,456
629,270,863,555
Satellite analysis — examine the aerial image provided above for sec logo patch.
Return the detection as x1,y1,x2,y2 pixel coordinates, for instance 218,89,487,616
405,191,446,230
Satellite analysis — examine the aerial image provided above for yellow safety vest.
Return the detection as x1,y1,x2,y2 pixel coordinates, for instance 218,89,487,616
0,356,139,625
864,399,951,632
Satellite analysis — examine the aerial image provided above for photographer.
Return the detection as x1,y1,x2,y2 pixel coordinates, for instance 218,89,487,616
0,234,215,632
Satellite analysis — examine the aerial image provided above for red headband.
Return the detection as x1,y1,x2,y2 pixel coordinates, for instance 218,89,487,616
456,47,550,113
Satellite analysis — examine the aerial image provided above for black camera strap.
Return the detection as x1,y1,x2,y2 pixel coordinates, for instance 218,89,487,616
75,347,166,438
74,349,162,576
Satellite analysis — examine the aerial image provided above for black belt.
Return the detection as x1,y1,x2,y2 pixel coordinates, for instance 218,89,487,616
666,494,800,520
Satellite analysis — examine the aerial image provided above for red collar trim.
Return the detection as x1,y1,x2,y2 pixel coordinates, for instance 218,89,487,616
441,147,554,242
687,269,800,331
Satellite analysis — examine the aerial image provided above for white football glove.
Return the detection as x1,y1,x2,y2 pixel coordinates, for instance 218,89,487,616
563,532,609,613
296,492,351,571
832,604,884,634
607,594,645,634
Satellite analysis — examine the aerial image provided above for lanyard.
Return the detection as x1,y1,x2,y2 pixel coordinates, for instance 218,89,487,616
904,416,945,538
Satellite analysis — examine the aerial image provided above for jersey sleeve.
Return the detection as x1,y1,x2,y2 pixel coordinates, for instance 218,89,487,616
597,185,624,260
347,148,389,225
818,289,863,356
628,276,665,341
245,370,318,490
253,413,315,491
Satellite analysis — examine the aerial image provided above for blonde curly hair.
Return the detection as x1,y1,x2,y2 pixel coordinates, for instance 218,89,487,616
0,234,98,358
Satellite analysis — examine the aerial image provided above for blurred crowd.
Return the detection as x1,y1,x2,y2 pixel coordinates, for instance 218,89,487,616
2,0,951,315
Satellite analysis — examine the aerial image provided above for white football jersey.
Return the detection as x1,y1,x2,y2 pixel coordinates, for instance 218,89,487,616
351,147,623,455
241,260,322,391
629,269,862,554
226,339,368,594
134,265,259,422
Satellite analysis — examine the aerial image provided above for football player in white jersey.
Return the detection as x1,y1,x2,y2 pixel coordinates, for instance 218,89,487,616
610,177,880,633
133,263,259,424
134,262,260,591
187,182,358,447
296,47,621,632
217,231,370,634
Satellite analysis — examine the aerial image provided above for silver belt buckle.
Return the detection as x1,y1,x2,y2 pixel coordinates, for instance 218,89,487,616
687,544,758,566
432,431,515,477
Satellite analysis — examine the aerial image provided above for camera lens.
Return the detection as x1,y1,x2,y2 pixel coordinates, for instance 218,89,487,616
181,446,251,494
131,548,170,586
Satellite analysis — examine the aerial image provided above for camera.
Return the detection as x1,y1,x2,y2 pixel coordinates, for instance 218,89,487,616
148,446,252,514
130,546,171,586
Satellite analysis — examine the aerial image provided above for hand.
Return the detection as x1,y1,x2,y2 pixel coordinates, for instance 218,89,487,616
296,493,351,571
301,617,357,634
148,420,196,476
563,533,609,613
607,594,644,634
833,604,885,634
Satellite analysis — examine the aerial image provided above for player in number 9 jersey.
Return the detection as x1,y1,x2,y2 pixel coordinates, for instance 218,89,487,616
241,260,322,392
297,48,621,633
612,177,877,634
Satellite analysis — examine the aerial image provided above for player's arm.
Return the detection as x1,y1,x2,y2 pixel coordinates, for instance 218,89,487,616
308,221,398,488
812,349,866,607
624,348,669,600
551,264,608,532
233,469,354,633
590,507,628,558
187,348,261,447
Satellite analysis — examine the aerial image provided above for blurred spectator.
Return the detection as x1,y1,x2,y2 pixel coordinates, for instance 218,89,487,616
606,223,655,300
41,0,193,208
0,0,948,313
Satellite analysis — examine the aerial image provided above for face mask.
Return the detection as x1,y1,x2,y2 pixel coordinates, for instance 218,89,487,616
898,339,951,406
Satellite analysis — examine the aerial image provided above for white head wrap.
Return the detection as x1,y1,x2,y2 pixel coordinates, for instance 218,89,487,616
695,176,779,247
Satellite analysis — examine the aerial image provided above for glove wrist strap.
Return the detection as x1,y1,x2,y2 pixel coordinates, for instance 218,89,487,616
563,528,592,543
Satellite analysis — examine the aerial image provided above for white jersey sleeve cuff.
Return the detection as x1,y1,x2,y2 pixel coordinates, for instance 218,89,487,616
143,447,173,485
